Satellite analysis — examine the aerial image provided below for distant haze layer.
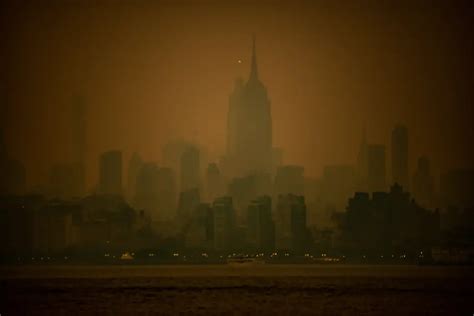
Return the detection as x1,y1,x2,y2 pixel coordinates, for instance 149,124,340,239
1,0,473,188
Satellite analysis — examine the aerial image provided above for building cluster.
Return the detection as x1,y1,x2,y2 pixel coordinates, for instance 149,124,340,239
340,184,440,256
0,194,146,256
0,127,26,196
0,38,473,260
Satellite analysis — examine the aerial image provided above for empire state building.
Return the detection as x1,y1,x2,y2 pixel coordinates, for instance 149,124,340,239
225,37,273,177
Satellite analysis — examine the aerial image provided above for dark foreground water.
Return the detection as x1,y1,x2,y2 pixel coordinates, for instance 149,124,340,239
2,265,473,315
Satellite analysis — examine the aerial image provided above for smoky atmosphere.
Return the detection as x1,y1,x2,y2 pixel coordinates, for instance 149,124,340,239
1,1,474,315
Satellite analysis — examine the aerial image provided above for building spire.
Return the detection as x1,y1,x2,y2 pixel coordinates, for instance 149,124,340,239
249,34,258,81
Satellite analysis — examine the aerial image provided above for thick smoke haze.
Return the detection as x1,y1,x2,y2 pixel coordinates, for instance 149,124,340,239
2,2,474,314
1,0,473,189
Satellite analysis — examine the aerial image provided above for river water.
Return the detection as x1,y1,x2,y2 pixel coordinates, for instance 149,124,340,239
2,264,473,314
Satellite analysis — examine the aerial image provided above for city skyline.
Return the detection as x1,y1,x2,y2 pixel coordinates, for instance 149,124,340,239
2,2,474,314
1,1,474,189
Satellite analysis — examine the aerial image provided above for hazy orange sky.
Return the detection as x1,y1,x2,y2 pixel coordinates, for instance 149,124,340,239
1,0,473,189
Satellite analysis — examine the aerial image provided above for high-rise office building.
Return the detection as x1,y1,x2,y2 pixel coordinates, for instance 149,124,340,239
225,36,272,177
180,146,200,192
275,194,307,252
356,127,368,191
134,162,159,220
70,96,86,196
212,196,235,251
206,163,223,202
127,152,143,201
177,188,200,226
412,156,434,208
274,165,304,196
367,144,386,192
156,167,177,220
391,124,409,190
247,195,274,251
99,150,122,195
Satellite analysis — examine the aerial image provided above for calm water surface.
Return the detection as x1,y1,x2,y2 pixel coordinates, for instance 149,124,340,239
2,265,473,315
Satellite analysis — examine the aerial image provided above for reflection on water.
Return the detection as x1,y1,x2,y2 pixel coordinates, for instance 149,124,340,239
2,265,474,315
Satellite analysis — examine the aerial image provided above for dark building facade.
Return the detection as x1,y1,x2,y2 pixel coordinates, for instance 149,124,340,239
391,124,409,190
247,195,274,252
412,156,434,209
344,184,440,256
275,194,308,252
180,146,200,193
367,144,386,193
225,37,272,178
99,150,122,196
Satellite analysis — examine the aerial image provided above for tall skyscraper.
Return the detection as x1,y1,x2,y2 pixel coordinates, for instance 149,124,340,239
412,156,434,208
356,127,368,191
274,165,304,196
321,165,356,211
156,167,177,220
71,96,86,196
228,175,258,221
247,195,274,251
99,150,122,195
0,115,26,195
127,152,143,201
49,163,78,199
212,196,235,251
184,203,214,250
275,194,307,252
391,124,409,190
134,162,159,219
180,146,200,192
206,163,223,202
440,169,474,209
367,144,386,192
225,36,272,177
177,188,200,226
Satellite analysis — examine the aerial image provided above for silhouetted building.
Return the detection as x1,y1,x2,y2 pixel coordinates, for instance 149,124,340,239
70,96,86,196
271,147,283,173
162,140,192,174
228,173,271,223
127,152,143,201
274,165,304,196
49,163,80,199
0,159,26,195
35,200,76,254
99,150,122,196
247,195,274,251
177,188,200,227
367,144,386,192
440,169,474,209
180,146,200,192
356,127,368,191
321,165,356,211
134,162,160,220
163,140,207,187
76,195,136,247
206,163,223,202
212,196,235,251
0,196,78,255
275,194,308,252
225,36,272,177
412,156,434,208
0,195,45,255
391,124,409,190
184,203,214,249
156,167,177,220
344,184,440,255
0,126,26,195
